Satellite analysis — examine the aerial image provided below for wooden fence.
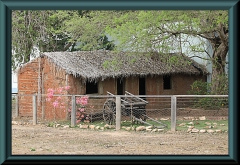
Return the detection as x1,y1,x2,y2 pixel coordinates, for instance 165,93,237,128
25,94,228,131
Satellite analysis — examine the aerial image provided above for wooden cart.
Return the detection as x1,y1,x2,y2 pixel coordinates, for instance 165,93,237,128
102,91,167,129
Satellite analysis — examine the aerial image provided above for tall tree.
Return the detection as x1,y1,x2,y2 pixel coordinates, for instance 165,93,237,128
12,10,228,94
62,10,117,51
12,10,71,70
105,10,228,94
12,10,115,70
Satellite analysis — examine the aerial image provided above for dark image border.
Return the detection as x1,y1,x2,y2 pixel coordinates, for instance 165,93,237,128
0,0,239,164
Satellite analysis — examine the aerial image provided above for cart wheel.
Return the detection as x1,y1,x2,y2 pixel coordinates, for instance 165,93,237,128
103,98,116,125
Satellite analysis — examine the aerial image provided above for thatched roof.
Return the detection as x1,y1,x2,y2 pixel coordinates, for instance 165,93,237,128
39,50,208,82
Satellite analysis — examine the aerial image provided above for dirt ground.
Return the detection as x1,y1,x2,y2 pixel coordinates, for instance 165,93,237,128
12,123,228,155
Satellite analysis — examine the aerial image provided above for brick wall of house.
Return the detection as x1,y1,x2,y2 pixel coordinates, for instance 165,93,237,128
18,56,207,121
125,77,139,95
18,57,86,120
41,57,70,120
18,58,40,117
145,74,207,110
86,78,116,114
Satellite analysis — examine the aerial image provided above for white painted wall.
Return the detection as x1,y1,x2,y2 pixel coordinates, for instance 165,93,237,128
12,72,18,93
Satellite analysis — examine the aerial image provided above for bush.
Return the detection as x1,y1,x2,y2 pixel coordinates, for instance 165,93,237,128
188,80,228,110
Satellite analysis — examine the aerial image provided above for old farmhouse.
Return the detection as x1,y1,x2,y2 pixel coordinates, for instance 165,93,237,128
17,50,208,120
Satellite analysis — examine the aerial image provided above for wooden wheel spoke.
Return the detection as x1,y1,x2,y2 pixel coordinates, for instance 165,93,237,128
103,99,116,124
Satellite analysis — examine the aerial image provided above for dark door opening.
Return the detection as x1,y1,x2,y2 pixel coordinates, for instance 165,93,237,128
163,75,171,89
86,81,98,94
139,77,146,100
117,78,125,95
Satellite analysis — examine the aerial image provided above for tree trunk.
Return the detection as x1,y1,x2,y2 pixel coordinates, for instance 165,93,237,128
211,42,228,95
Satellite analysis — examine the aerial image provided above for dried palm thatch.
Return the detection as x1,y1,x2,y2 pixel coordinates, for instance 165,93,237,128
38,50,208,82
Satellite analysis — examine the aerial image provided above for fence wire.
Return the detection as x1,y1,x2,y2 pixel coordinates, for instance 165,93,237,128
12,94,228,129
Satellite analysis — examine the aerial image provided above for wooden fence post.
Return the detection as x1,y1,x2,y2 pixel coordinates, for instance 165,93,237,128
116,97,121,131
71,95,76,127
33,94,37,125
171,95,177,131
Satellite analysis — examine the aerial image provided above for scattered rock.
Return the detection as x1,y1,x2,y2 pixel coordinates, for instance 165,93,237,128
146,128,152,132
63,125,69,128
160,118,169,121
109,125,116,129
157,129,164,132
89,125,95,130
220,124,225,126
191,128,199,133
151,129,158,132
146,126,153,129
179,123,186,126
207,129,215,133
95,126,100,130
187,122,194,125
199,116,206,120
205,125,213,129
199,129,206,133
215,129,222,133
104,124,115,129
79,124,88,129
136,126,146,131
104,124,110,128
188,126,194,129
187,128,192,133
125,127,131,131
12,121,18,125
55,124,61,128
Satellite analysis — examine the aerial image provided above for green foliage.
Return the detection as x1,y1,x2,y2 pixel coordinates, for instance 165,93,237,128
211,74,228,95
105,10,228,94
12,10,116,70
188,80,228,109
188,80,211,95
74,35,115,51
102,58,122,71
192,97,226,110
12,10,228,95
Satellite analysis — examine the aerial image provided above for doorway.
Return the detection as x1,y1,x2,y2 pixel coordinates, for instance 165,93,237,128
139,77,146,100
117,78,125,95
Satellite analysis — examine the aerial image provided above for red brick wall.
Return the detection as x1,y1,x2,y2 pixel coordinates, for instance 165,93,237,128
18,57,86,120
145,74,206,95
125,77,139,95
41,57,69,120
102,78,115,94
18,56,207,120
145,74,207,109
172,74,206,94
18,58,41,117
